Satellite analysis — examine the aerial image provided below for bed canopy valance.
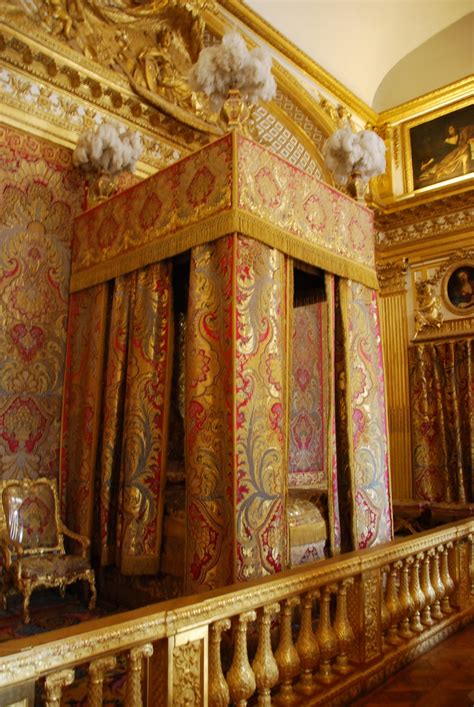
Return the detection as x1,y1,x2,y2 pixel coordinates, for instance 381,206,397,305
61,130,392,594
70,132,377,293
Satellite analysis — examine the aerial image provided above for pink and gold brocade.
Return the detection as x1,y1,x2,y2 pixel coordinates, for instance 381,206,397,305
0,125,86,482
288,302,328,489
185,235,287,592
61,264,173,573
117,263,173,574
71,133,376,293
61,285,108,536
340,281,393,548
409,339,473,503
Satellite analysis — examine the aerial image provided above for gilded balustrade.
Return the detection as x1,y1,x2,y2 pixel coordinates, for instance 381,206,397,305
0,520,472,706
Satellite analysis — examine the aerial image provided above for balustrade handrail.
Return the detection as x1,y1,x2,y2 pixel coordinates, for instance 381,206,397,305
0,517,473,690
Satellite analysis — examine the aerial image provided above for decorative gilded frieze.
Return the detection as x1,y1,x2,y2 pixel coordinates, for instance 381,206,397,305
375,190,474,248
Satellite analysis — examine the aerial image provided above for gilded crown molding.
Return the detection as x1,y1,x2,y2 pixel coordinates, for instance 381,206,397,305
378,75,474,126
218,0,378,125
375,188,474,250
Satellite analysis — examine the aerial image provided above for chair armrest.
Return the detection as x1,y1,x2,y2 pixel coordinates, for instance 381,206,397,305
0,532,23,568
59,523,90,558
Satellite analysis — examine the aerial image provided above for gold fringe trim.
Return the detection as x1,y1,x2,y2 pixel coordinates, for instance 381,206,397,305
289,521,328,546
71,207,378,292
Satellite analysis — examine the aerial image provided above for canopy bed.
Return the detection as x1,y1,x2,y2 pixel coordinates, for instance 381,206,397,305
60,130,392,595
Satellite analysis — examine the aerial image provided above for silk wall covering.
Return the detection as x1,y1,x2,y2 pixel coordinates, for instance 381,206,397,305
0,124,86,481
409,339,473,503
340,280,393,548
186,235,287,592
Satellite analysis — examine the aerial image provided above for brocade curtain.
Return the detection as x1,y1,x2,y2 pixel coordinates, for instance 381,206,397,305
409,339,473,503
61,261,173,574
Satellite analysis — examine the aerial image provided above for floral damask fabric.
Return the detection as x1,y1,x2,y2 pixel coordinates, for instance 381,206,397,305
0,125,86,481
2,482,59,550
409,339,473,503
341,280,392,548
186,235,287,592
289,302,328,489
61,263,173,574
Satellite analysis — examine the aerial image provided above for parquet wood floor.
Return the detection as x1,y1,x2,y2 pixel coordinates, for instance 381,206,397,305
351,621,474,706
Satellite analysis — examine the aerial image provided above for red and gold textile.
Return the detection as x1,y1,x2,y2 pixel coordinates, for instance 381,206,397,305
116,263,173,574
185,235,287,592
0,125,86,482
288,302,328,489
71,132,376,293
60,285,108,537
61,264,173,573
409,339,473,503
340,280,392,548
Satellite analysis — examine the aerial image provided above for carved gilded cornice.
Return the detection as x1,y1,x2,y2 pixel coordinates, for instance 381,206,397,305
378,75,473,126
375,188,474,250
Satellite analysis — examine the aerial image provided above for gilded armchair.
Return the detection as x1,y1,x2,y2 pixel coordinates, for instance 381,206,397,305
0,478,96,623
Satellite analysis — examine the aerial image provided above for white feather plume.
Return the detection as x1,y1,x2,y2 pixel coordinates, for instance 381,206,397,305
323,126,386,185
73,122,143,175
189,31,276,112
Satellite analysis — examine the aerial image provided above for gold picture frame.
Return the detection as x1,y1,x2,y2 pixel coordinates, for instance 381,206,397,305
402,98,474,194
441,259,474,316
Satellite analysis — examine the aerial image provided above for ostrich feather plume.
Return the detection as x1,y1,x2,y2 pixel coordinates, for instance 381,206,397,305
323,126,386,185
73,122,142,175
189,31,276,112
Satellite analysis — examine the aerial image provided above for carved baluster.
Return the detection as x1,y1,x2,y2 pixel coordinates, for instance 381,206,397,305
440,542,455,613
227,610,257,707
274,596,301,705
409,553,425,633
430,545,445,620
334,578,354,674
209,619,231,707
295,591,319,695
315,584,338,685
380,565,391,647
252,603,280,706
385,561,403,646
45,669,75,707
398,557,414,640
88,655,117,707
126,643,153,707
420,550,436,626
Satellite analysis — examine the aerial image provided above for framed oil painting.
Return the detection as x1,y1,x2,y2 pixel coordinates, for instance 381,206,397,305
406,102,474,192
442,260,474,316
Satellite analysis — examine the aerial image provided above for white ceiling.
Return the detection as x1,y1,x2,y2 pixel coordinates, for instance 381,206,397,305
244,0,474,111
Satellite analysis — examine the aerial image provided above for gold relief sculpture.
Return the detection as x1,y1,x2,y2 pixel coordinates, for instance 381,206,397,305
172,640,203,706
420,550,436,626
384,563,403,646
2,0,219,133
409,553,425,634
414,280,444,338
440,543,455,614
